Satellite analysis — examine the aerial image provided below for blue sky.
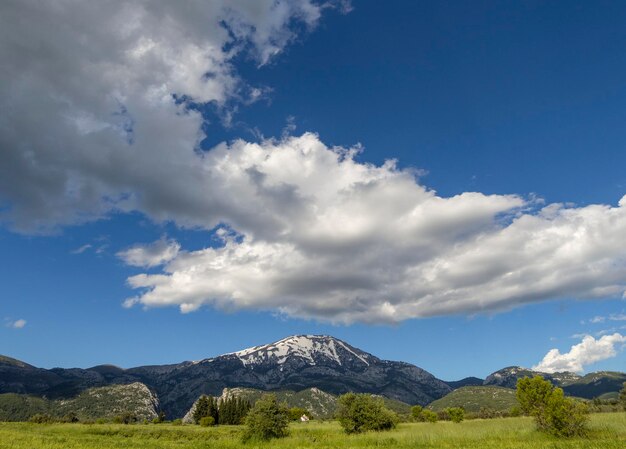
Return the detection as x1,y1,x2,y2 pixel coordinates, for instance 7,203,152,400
1,1,625,380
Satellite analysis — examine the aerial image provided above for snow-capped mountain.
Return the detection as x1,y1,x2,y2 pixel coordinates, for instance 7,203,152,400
222,335,374,368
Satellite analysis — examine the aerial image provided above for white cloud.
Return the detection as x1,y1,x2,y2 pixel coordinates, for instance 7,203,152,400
10,319,27,329
533,333,626,373
2,1,626,324
117,237,181,268
115,134,626,323
0,0,335,233
71,244,92,255
589,316,606,324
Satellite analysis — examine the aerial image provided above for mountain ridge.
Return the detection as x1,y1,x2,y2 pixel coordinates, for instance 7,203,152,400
1,335,624,419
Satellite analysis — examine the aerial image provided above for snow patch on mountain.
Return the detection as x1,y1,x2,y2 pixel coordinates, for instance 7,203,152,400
227,335,372,367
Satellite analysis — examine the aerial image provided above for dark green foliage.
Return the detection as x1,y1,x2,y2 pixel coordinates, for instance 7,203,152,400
27,413,53,424
242,394,290,441
199,416,215,427
336,393,398,434
113,412,138,424
516,376,589,437
171,418,183,426
620,382,626,411
0,394,50,422
152,411,166,424
288,407,310,421
219,397,251,425
192,396,218,424
61,412,79,423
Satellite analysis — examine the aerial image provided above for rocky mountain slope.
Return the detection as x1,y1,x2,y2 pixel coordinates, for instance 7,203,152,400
2,336,624,421
0,382,158,421
0,335,450,419
482,366,626,399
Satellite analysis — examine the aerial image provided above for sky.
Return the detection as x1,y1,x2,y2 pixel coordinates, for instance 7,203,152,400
1,0,625,380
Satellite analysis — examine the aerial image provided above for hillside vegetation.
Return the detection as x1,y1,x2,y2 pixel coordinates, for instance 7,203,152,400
428,386,519,413
0,414,624,449
0,383,157,422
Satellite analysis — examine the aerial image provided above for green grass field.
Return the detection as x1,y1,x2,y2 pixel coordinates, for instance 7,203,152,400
0,413,624,449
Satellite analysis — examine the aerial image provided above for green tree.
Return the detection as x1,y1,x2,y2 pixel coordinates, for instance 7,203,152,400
288,407,310,421
242,394,290,441
445,407,465,423
516,376,589,437
410,405,423,422
193,396,211,424
336,393,398,434
421,409,438,423
619,382,626,411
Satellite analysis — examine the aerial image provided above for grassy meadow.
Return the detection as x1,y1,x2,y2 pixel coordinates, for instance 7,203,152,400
0,413,624,449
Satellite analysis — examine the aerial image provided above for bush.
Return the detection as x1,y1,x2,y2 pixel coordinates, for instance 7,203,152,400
445,407,465,423
28,413,54,424
113,412,137,424
199,416,215,427
421,409,438,423
620,382,626,411
288,407,310,421
516,376,589,437
152,411,166,424
411,405,437,423
336,393,398,434
171,418,183,426
242,394,290,441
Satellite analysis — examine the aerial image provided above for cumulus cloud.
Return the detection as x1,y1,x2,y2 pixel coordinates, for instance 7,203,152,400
115,134,626,323
117,237,181,268
9,319,27,329
0,0,336,233
533,333,626,373
2,1,626,324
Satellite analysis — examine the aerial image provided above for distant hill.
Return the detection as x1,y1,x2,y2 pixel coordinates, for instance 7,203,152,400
183,386,412,422
1,336,624,421
0,382,158,421
482,366,626,399
428,386,519,413
444,377,484,389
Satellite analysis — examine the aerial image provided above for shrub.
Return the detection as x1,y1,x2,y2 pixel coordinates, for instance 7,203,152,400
199,416,215,427
242,394,290,441
445,407,465,423
153,411,166,424
28,413,54,424
288,407,310,421
336,393,398,434
620,382,626,411
421,409,438,423
516,376,589,437
113,412,137,424
171,418,183,426
410,405,423,421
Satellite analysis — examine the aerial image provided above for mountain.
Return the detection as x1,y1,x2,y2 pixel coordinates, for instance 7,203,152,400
444,377,485,389
127,335,451,417
0,335,450,419
483,366,626,399
427,386,518,414
483,366,581,389
2,337,624,421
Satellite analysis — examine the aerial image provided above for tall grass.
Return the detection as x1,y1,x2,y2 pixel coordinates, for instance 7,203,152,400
0,413,624,449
